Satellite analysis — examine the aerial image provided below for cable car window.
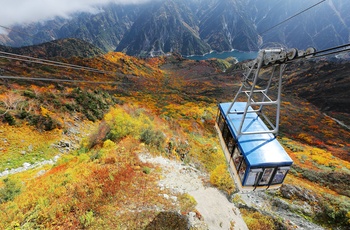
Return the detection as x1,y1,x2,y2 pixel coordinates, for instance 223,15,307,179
217,113,225,132
246,168,263,186
258,168,274,186
239,160,246,182
271,167,290,184
225,130,235,154
232,148,242,171
222,123,229,143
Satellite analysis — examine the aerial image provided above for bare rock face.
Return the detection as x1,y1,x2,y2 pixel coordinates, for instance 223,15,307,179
280,184,318,202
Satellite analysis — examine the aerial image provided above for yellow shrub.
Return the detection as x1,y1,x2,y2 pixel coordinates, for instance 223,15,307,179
104,106,155,142
40,106,54,117
104,107,136,141
210,164,235,194
103,139,117,150
241,209,275,230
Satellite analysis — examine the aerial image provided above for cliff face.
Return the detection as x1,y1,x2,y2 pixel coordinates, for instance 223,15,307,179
115,0,212,56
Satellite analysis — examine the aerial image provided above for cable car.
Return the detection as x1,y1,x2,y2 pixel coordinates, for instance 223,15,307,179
215,48,313,191
216,102,292,191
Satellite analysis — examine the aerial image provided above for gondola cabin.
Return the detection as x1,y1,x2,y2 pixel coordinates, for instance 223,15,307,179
216,102,293,191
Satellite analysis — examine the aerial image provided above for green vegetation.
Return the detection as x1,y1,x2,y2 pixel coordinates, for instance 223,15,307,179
241,209,275,230
0,177,22,203
315,194,350,228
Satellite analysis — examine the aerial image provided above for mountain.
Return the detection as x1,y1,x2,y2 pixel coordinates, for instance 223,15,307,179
116,0,212,56
198,0,259,51
56,4,141,52
0,0,260,56
0,4,140,52
0,0,349,56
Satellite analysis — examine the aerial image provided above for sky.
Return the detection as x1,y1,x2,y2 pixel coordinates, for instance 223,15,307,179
0,0,154,33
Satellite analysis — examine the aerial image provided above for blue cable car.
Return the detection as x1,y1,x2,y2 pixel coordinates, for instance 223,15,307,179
216,102,292,191
214,48,304,191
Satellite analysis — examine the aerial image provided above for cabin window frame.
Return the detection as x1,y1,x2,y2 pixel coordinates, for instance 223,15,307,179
224,128,235,154
258,168,275,186
232,147,242,171
238,160,247,182
271,166,290,185
245,168,263,186
216,110,225,132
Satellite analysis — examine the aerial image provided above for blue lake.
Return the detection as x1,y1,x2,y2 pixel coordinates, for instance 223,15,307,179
186,50,258,62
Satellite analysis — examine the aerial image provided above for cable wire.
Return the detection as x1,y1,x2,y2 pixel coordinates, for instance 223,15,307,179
0,75,127,85
0,55,109,74
313,47,350,58
0,51,107,72
0,51,116,74
261,0,326,35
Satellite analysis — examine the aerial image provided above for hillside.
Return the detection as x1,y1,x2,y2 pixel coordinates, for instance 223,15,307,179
284,58,350,114
0,38,104,58
0,44,349,229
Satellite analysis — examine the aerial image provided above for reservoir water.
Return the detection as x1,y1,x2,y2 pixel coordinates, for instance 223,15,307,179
186,50,258,62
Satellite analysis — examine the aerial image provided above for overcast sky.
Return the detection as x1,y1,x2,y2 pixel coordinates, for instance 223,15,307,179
0,0,154,33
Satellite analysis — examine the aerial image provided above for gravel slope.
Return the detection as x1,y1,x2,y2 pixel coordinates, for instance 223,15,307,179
139,153,248,230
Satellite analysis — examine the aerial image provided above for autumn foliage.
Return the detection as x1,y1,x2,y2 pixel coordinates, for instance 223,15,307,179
0,51,349,229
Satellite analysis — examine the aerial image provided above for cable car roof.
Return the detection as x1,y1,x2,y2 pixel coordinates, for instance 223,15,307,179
219,102,293,167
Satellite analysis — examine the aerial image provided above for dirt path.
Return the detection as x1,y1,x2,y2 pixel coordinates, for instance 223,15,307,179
139,154,248,230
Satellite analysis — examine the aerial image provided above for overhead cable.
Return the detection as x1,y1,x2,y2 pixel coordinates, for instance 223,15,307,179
313,43,350,56
313,47,350,58
0,75,126,85
261,0,326,35
288,43,350,61
0,51,116,75
0,51,107,73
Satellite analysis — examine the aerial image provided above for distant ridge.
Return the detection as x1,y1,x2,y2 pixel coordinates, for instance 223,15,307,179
0,38,104,59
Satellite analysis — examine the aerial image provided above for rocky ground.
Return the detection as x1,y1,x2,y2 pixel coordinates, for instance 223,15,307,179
139,153,248,230
237,191,325,230
139,153,328,230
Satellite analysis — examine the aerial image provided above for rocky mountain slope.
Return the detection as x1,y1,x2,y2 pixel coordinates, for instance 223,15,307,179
115,0,212,56
1,0,349,56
